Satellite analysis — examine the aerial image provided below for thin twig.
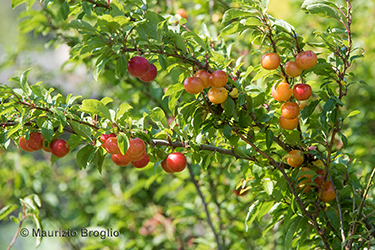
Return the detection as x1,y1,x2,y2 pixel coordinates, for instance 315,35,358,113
7,204,27,250
187,163,223,250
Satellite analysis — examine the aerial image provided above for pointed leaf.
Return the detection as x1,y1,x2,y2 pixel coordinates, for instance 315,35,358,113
116,103,133,120
117,133,129,155
12,0,26,8
80,99,112,120
245,200,260,231
150,107,167,128
0,205,19,221
41,120,54,141
266,129,273,149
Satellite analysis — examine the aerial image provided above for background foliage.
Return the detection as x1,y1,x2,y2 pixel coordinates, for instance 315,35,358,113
0,0,375,249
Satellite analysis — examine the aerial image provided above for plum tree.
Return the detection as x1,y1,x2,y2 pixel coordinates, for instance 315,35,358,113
0,0,370,249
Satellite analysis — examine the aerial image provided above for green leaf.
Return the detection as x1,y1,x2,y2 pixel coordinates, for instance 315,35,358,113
11,0,26,8
41,120,53,141
251,163,263,178
320,98,336,126
158,54,168,70
301,0,333,9
301,1,343,21
341,133,348,148
101,97,113,106
32,214,42,247
76,144,96,170
26,0,35,11
301,100,320,120
50,107,67,125
182,31,210,52
245,200,260,231
60,1,70,20
266,129,273,149
117,133,129,155
169,91,183,116
233,146,251,159
168,32,187,54
285,130,301,146
346,110,360,118
92,148,105,173
0,205,19,221
94,48,112,81
273,19,294,33
32,194,41,208
20,196,37,211
80,99,112,120
115,55,127,77
246,95,253,113
257,201,275,220
20,69,32,96
67,19,98,33
326,210,340,229
223,124,232,140
259,0,270,12
69,122,92,141
222,8,258,23
350,55,364,63
285,216,302,249
224,97,235,117
10,216,19,224
262,178,273,195
82,1,92,16
150,107,167,128
220,23,246,37
116,103,133,120
164,83,185,98
68,134,85,151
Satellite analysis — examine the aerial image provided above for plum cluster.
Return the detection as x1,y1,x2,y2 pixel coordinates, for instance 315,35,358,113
261,51,316,130
19,132,69,158
184,70,229,104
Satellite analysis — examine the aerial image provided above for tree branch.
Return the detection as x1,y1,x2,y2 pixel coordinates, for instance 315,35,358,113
187,163,223,250
7,204,27,250
151,139,256,162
